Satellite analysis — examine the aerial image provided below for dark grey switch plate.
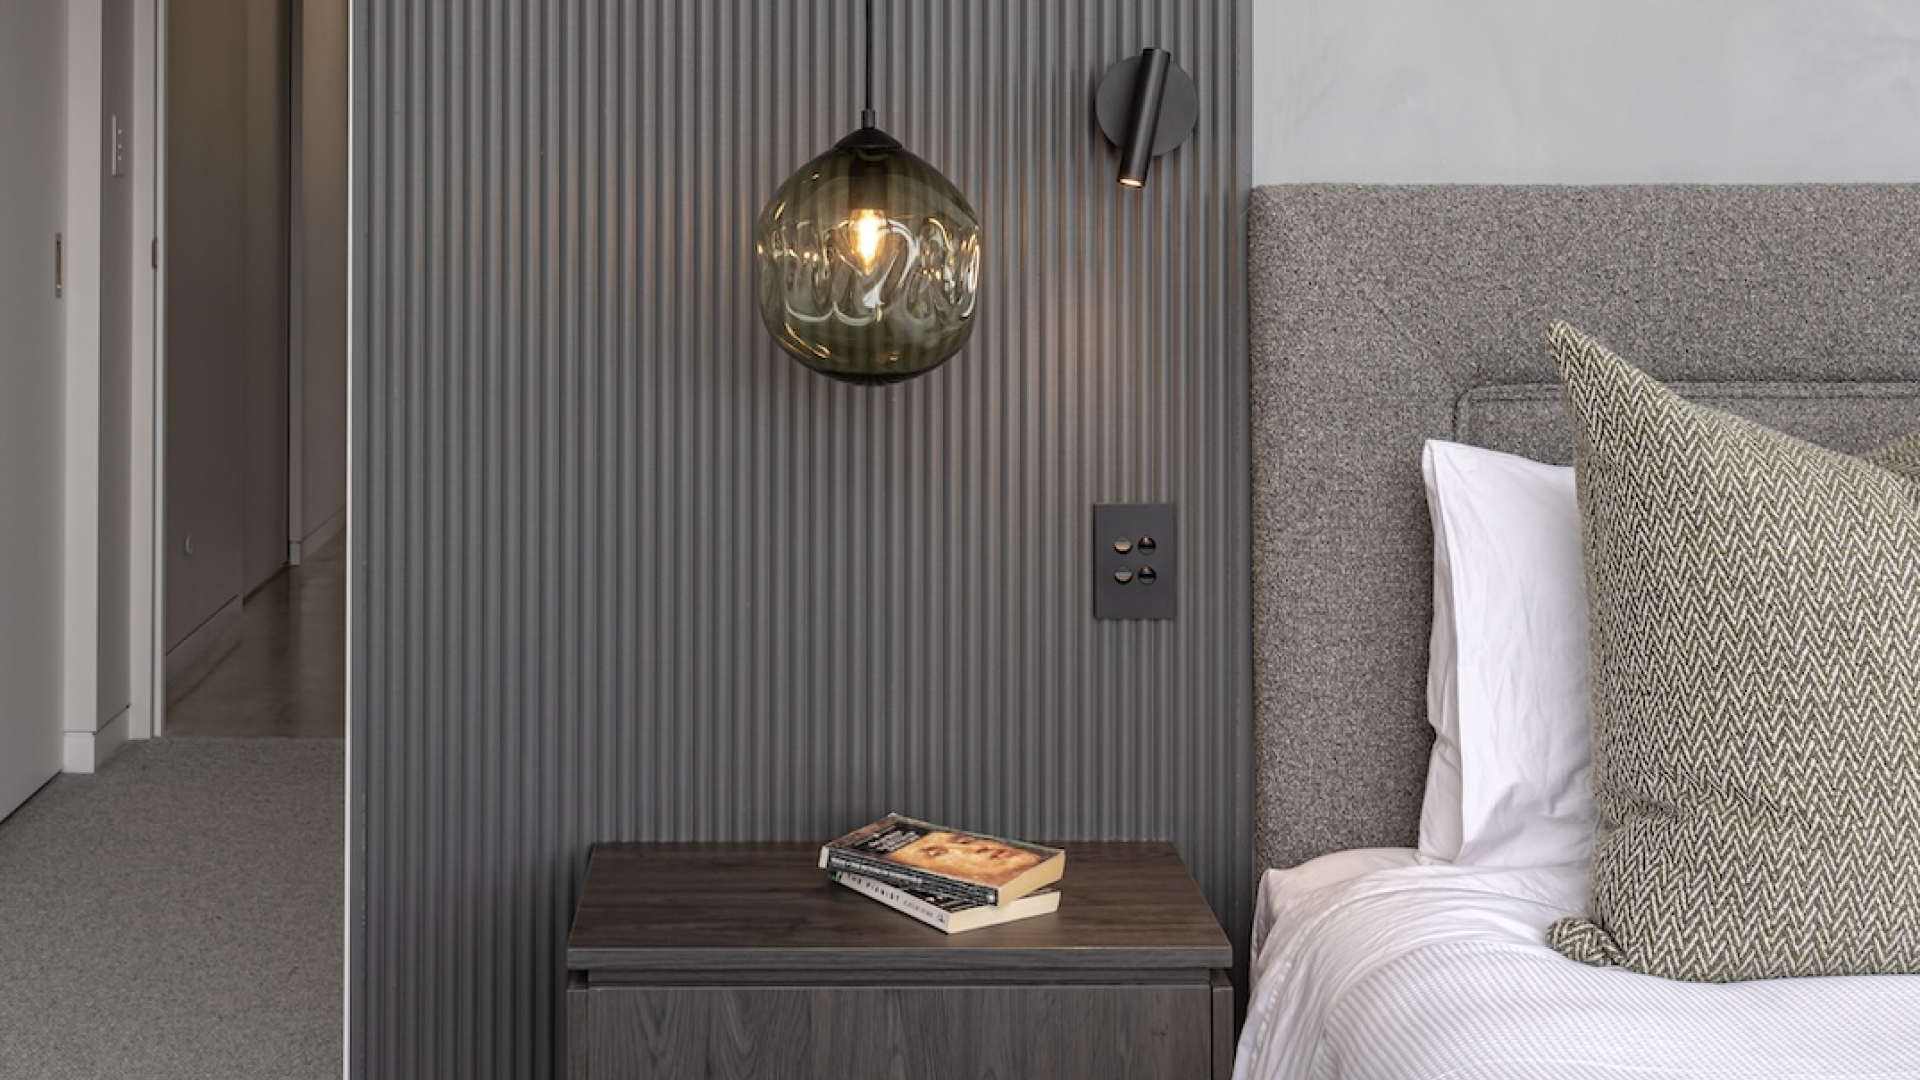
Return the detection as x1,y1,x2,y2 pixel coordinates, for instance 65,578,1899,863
1093,503,1176,620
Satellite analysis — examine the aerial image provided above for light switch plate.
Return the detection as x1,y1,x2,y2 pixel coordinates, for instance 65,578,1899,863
1093,503,1176,620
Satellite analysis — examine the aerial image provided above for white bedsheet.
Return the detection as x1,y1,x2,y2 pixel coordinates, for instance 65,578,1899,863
1233,848,1920,1080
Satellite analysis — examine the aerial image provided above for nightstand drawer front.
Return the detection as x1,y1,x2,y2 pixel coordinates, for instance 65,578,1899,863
583,983,1213,1080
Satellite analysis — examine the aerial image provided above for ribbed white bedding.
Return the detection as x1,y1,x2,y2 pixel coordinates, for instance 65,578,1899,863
1233,849,1920,1080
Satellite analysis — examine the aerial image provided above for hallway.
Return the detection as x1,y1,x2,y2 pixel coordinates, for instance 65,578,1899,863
166,535,345,738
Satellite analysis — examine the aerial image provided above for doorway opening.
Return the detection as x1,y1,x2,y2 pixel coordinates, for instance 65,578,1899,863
155,0,347,739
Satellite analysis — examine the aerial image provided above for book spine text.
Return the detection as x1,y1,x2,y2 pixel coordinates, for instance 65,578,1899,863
833,873,950,931
819,848,998,906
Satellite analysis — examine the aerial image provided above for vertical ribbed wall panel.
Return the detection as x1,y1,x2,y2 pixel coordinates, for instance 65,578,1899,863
350,2,1250,1077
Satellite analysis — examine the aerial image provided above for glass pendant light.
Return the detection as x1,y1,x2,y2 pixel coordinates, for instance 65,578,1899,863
755,0,981,385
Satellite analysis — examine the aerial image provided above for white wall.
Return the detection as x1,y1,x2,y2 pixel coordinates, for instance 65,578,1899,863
163,0,292,657
1252,0,1920,184
296,0,348,555
164,0,248,654
244,1,292,588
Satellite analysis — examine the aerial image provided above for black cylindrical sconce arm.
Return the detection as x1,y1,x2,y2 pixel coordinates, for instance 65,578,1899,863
1095,47,1199,190
1119,49,1172,187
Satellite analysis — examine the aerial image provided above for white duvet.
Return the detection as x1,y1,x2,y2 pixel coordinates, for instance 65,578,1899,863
1233,849,1920,1080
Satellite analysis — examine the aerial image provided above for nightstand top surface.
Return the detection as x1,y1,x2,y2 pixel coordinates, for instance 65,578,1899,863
567,840,1231,976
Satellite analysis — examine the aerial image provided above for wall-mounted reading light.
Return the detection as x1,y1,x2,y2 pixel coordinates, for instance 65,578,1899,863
754,0,982,386
1095,48,1199,189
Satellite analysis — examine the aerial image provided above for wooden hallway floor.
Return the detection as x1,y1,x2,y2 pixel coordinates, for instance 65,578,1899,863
166,534,346,738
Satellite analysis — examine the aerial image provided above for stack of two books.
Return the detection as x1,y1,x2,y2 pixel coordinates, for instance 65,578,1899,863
818,813,1065,934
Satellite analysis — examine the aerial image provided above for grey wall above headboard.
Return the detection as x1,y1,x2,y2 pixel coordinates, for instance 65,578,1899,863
1249,184,1920,874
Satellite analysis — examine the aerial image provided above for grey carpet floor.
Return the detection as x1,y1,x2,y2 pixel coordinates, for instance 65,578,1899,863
0,738,341,1080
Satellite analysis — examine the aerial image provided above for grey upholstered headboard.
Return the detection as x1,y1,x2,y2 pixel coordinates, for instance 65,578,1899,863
1250,185,1920,874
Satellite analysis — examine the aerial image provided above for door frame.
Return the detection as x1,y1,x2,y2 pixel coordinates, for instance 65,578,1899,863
57,0,163,762
128,0,165,742
61,0,105,761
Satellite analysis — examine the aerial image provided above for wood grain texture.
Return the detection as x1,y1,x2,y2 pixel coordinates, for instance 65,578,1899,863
1210,971,1234,1080
565,974,589,1079
588,985,1212,1080
568,841,1232,976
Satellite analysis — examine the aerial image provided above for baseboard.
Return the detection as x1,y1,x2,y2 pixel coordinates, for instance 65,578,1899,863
290,505,345,566
165,594,244,689
63,707,131,774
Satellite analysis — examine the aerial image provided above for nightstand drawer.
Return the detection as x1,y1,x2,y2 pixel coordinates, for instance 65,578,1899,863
579,983,1213,1080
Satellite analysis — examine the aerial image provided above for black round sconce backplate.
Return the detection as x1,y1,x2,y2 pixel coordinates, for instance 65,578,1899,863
1095,53,1199,155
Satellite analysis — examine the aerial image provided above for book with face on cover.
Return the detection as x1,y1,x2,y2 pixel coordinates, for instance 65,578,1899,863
817,813,1066,907
830,871,1062,934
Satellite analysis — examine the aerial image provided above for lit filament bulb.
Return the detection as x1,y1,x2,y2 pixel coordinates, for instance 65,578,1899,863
849,209,886,270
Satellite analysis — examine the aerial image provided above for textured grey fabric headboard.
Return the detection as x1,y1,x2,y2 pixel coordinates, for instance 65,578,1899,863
1250,185,1920,874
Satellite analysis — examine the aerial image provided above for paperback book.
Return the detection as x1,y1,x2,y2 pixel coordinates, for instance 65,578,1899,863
818,813,1066,907
831,871,1061,934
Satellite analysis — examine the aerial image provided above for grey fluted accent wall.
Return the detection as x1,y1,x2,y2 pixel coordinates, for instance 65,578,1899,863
350,2,1250,1077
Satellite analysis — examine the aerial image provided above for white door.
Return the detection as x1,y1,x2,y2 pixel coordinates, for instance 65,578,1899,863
0,2,70,821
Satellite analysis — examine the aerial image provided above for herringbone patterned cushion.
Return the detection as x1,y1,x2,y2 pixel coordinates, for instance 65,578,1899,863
1544,322,1920,982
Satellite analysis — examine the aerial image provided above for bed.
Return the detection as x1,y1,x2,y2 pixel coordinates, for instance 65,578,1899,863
1239,185,1920,1079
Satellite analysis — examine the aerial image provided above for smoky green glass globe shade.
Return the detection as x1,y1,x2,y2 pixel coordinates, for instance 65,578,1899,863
755,127,981,385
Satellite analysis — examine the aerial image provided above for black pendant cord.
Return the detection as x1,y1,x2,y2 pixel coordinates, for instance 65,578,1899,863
860,0,876,129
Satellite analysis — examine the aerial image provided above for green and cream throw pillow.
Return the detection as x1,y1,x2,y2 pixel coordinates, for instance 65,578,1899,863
1544,321,1920,982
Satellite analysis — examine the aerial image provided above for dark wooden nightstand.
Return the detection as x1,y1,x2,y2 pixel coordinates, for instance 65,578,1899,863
567,840,1234,1080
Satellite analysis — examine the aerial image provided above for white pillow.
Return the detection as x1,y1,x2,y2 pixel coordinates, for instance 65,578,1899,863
1418,439,1595,868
